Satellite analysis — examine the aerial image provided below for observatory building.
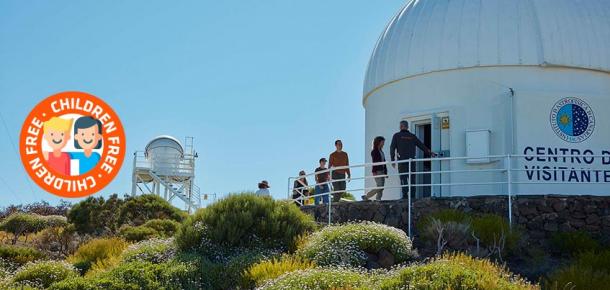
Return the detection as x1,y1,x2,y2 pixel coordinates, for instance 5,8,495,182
131,135,202,212
364,0,610,199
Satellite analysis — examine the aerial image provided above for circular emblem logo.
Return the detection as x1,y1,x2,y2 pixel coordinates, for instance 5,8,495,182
550,97,595,143
19,92,126,198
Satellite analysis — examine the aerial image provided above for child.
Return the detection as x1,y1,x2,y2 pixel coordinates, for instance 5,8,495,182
43,117,73,176
70,116,103,175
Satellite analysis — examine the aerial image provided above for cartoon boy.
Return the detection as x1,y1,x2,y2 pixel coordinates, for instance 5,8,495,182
70,116,103,175
43,117,73,176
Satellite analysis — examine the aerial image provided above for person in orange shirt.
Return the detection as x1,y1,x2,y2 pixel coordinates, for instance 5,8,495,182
329,139,351,202
42,117,73,176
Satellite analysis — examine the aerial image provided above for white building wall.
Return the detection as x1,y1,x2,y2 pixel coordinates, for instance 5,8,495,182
364,66,610,199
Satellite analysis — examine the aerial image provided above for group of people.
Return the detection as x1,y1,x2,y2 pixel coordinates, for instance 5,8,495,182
293,120,435,205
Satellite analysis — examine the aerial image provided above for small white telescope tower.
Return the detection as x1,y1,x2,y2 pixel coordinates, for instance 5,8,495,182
131,135,201,212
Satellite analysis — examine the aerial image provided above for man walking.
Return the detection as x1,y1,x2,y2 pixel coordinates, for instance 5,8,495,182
329,140,350,202
390,121,435,199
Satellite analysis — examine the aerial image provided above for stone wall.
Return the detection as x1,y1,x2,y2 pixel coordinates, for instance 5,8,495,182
300,195,610,244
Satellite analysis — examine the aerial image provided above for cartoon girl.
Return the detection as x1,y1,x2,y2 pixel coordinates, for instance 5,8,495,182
42,117,73,176
70,116,103,175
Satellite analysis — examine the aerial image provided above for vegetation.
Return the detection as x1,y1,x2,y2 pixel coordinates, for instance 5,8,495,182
550,230,601,257
297,221,415,267
119,219,181,242
67,237,128,274
0,245,45,267
0,194,562,290
175,194,316,253
417,209,520,260
243,254,316,287
10,260,77,289
0,213,48,244
117,194,186,226
545,250,610,290
378,253,537,290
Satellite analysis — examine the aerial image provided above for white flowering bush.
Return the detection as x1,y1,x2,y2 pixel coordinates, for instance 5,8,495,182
257,267,381,290
49,259,201,290
10,260,77,289
122,238,176,264
297,222,416,267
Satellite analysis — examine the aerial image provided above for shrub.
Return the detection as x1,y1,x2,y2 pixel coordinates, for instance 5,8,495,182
119,219,181,242
175,193,316,253
258,268,372,290
0,245,45,267
11,260,77,288
550,230,600,257
471,214,520,259
49,260,201,290
416,209,471,234
122,238,176,264
297,221,415,267
545,250,610,290
243,254,315,287
67,237,128,274
117,194,186,226
119,225,158,242
142,219,180,237
67,194,124,235
378,253,537,290
33,224,82,257
0,213,47,244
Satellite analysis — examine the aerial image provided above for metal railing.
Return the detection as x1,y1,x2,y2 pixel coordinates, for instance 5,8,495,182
287,154,610,236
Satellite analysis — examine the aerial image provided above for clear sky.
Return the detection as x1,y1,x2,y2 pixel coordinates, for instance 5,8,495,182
0,0,405,208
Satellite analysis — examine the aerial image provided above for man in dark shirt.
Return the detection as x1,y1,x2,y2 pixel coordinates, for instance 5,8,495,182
390,120,435,199
314,158,330,205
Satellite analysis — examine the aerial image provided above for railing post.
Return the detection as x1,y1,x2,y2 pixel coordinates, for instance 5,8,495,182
287,177,291,200
328,168,333,225
507,155,513,228
407,159,412,238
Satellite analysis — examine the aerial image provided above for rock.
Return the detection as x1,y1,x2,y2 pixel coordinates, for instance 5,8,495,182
366,260,381,270
378,249,395,269
585,214,600,225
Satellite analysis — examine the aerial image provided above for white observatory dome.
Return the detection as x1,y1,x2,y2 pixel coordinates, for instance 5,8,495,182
145,135,184,175
363,0,610,102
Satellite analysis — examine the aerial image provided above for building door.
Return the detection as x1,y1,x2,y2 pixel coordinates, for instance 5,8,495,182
409,114,444,198
414,123,432,198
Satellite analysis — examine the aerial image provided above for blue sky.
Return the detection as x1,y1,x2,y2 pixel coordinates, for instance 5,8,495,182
0,0,405,208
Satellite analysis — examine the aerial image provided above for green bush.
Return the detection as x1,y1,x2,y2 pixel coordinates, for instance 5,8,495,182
550,230,600,257
67,237,128,274
122,238,176,264
471,214,520,255
243,254,315,287
119,219,181,242
0,245,45,267
379,253,537,290
545,250,610,290
117,194,186,226
67,194,124,235
142,219,180,237
0,213,48,244
11,260,77,289
297,221,415,267
119,225,158,242
49,260,201,290
258,268,373,290
175,193,316,253
416,209,471,234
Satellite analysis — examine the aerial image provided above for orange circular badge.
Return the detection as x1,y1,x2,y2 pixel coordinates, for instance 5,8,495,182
19,91,126,198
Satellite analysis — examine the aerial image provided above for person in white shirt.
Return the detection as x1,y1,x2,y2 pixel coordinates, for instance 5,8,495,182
255,180,271,196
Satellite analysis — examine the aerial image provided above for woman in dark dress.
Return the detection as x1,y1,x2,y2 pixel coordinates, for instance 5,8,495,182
362,136,388,201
